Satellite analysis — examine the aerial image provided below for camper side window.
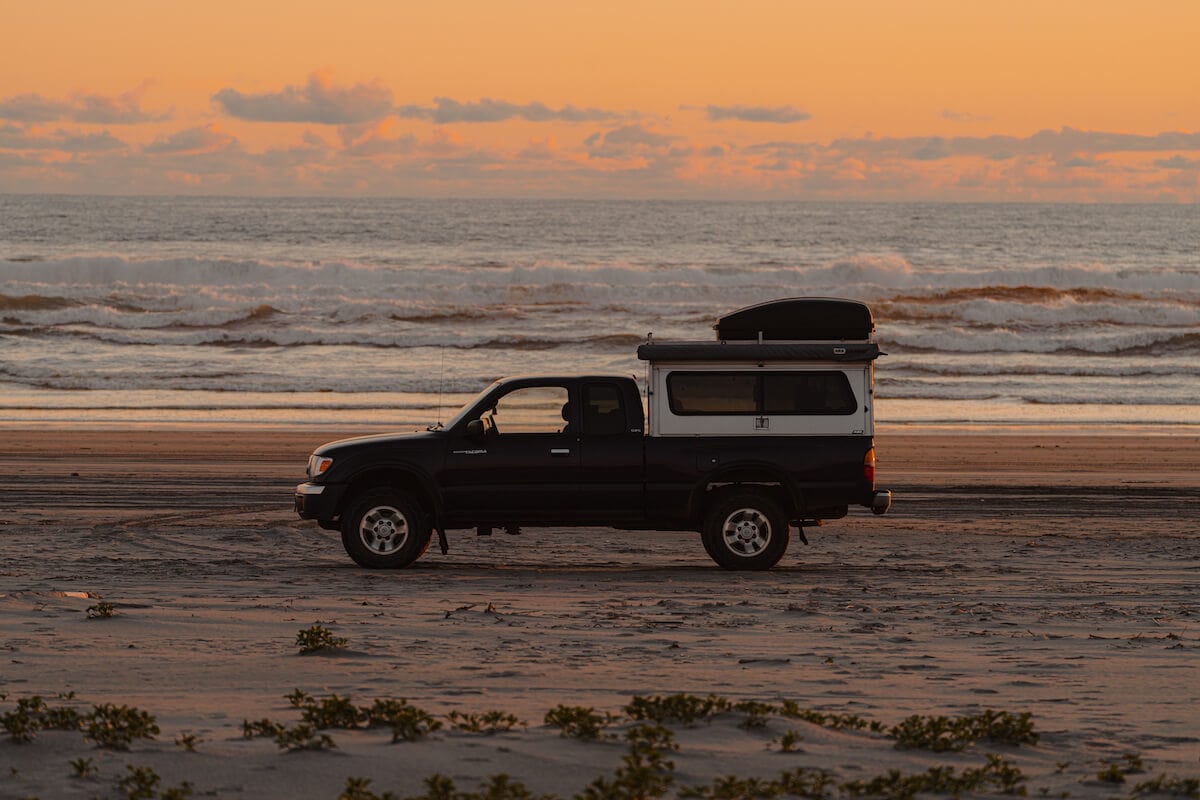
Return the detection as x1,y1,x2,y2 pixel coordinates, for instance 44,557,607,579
668,371,857,416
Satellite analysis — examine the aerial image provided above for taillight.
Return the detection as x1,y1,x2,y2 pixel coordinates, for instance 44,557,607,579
863,447,876,487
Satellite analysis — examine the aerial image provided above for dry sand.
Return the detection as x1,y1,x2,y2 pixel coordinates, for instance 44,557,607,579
1,428,1198,799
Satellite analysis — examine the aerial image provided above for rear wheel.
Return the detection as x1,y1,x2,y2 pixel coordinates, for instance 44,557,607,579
701,491,790,570
340,489,431,569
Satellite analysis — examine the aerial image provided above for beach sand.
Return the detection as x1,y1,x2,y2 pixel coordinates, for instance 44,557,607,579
2,429,1197,798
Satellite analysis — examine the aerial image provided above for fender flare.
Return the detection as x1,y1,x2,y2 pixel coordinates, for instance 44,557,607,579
340,462,446,528
686,462,802,522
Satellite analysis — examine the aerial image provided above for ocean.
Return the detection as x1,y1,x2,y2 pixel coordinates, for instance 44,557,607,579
1,195,1197,432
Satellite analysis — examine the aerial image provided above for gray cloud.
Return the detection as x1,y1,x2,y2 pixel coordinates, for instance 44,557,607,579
585,124,678,159
0,86,170,124
910,138,951,160
396,97,622,124
344,131,417,157
703,104,811,123
143,125,238,155
0,125,126,152
829,127,1200,162
1155,155,1200,170
213,74,393,124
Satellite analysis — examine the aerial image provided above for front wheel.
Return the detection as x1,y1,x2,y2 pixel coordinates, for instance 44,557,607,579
701,492,790,570
340,489,432,568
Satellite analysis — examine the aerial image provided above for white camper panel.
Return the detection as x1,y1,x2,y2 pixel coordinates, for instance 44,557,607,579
647,362,873,437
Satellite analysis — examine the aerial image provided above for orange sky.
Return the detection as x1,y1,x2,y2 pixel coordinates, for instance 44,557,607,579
2,0,1198,199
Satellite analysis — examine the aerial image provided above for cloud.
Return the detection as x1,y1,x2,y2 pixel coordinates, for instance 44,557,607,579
702,104,811,123
1155,155,1200,170
0,85,170,124
517,137,558,160
213,73,393,124
910,138,951,160
395,97,622,124
143,124,238,154
941,109,992,123
342,122,417,157
584,124,677,159
0,125,126,152
828,127,1200,162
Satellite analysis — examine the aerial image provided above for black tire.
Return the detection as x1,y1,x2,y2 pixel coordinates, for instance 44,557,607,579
701,491,790,570
340,489,432,569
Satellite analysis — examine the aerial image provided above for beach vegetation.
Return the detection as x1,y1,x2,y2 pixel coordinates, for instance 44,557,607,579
544,705,620,740
779,702,885,733
1096,753,1147,784
263,692,442,743
679,766,836,800
274,722,336,751
117,764,161,800
889,710,1038,752
2,696,51,743
367,698,443,742
842,754,1027,798
85,703,160,750
624,693,731,726
175,732,200,751
733,701,775,730
86,601,117,619
0,695,82,742
69,757,97,778
3,696,155,748
339,777,399,800
115,764,194,800
448,710,524,734
577,723,678,800
1131,774,1200,798
391,773,552,800
297,692,367,729
774,730,804,753
296,624,348,654
242,718,286,739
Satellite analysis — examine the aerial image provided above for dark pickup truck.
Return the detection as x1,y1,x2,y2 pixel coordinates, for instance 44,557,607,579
295,298,892,570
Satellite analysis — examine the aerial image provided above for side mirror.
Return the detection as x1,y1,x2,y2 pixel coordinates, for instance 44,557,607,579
466,419,485,438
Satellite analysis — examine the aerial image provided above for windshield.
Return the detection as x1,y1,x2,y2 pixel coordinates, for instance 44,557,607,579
439,380,502,430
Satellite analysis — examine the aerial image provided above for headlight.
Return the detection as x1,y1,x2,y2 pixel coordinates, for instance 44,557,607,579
307,454,334,480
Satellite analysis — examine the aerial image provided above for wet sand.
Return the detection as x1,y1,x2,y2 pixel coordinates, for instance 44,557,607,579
1,428,1197,798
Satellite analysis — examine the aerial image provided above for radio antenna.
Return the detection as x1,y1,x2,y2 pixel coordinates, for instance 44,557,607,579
436,344,446,429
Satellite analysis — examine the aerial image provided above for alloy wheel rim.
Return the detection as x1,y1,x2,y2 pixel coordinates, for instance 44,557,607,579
721,508,771,557
359,505,409,555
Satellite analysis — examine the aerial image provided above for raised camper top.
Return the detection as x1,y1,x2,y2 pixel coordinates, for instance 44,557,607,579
637,297,881,363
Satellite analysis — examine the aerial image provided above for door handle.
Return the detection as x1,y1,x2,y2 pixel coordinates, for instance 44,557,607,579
550,448,571,456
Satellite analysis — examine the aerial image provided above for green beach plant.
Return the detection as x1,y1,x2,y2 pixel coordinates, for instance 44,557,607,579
84,704,159,750
295,624,347,654
544,705,620,740
447,710,524,734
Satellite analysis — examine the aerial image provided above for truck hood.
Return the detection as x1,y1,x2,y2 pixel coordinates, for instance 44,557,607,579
314,430,442,456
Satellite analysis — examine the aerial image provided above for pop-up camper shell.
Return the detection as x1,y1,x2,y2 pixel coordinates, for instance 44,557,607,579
637,298,883,438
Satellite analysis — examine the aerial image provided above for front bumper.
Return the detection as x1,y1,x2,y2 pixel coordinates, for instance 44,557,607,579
294,481,343,520
870,489,892,515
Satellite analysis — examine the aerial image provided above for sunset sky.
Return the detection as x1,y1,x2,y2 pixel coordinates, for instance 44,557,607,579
2,0,1198,200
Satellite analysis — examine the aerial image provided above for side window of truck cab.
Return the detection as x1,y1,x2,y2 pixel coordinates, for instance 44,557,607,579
582,383,627,436
481,385,571,434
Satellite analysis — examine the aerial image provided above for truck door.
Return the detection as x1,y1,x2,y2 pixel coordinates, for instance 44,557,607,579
441,383,580,520
577,381,645,520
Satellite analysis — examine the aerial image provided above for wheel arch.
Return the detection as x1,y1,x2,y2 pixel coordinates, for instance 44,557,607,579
687,464,801,524
338,464,444,526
